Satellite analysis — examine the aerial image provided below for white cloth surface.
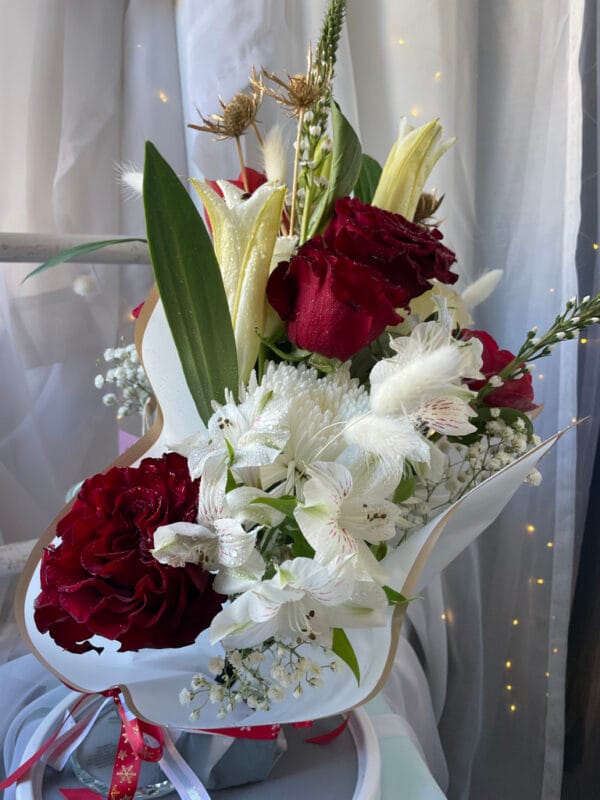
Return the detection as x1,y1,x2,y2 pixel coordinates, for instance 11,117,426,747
0,1,586,798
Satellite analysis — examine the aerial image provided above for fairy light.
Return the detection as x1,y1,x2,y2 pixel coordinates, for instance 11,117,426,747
526,524,536,533
512,618,519,626
398,38,406,45
593,242,599,250
537,373,545,380
434,70,442,80
580,338,588,344
549,287,555,293
552,647,558,654
572,417,578,423
545,672,550,678
506,684,513,691
440,613,447,621
536,578,545,585
509,704,517,713
546,541,554,548
158,90,169,103
505,660,512,669
409,106,422,118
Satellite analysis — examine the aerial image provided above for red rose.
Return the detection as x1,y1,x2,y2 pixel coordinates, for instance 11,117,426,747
461,329,536,411
324,197,458,303
267,197,458,360
34,452,224,654
206,167,266,198
267,239,403,361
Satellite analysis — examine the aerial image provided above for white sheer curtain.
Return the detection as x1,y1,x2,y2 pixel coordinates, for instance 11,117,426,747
0,0,185,543
0,1,585,798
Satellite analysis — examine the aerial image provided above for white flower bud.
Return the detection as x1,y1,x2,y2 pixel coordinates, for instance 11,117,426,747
102,393,117,407
208,657,225,675
179,688,193,706
94,374,105,389
72,275,97,297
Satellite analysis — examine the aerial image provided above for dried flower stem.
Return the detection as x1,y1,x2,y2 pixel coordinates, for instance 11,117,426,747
234,136,250,192
289,108,305,235
251,121,264,147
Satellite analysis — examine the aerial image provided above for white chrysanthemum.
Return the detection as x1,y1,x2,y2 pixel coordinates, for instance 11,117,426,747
248,362,369,494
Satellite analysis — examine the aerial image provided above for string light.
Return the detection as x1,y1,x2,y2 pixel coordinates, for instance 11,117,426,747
434,71,442,80
537,373,545,380
549,287,555,293
593,243,599,250
546,541,554,548
505,660,512,669
580,338,588,344
536,578,545,585
398,38,406,45
572,417,578,423
440,613,447,621
512,619,519,626
409,106,422,118
509,704,517,713
158,90,169,103
552,647,558,654
526,524,536,533
545,672,550,678
506,684,513,691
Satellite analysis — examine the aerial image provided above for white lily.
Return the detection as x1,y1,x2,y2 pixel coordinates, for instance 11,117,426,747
209,557,387,650
294,462,399,585
372,118,455,221
191,179,286,382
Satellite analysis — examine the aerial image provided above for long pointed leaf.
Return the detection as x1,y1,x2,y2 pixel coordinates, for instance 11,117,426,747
354,154,382,204
332,627,360,684
143,142,238,422
22,238,147,283
306,101,362,238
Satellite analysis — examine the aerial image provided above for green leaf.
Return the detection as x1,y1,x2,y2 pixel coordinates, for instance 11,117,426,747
258,334,311,363
143,141,238,422
306,101,362,238
22,238,147,283
354,154,382,204
393,473,416,504
383,585,409,606
251,496,298,517
308,353,343,374
373,542,388,561
332,628,360,684
288,529,316,559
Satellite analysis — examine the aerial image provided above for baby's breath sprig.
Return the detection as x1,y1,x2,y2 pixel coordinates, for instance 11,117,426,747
179,641,339,721
95,343,152,421
476,293,600,404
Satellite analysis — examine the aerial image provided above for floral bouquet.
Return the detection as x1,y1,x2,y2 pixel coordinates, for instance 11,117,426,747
14,0,600,794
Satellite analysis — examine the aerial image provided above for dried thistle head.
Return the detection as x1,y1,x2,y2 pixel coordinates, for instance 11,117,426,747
188,88,262,140
414,192,445,226
251,48,324,118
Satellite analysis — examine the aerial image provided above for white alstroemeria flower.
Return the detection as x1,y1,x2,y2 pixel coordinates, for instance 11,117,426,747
372,118,455,220
369,318,483,435
191,180,286,382
151,462,276,578
294,462,398,584
186,387,289,483
209,557,387,650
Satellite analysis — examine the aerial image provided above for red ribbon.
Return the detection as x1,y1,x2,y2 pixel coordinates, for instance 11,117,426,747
58,693,164,800
203,716,348,745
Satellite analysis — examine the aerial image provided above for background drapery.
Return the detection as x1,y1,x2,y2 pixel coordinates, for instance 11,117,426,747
0,1,590,797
